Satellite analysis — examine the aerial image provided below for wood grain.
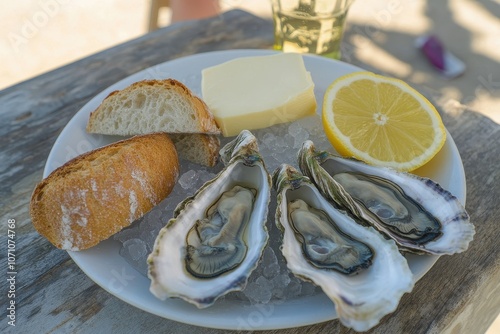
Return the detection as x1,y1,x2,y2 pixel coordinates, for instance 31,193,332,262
1,10,498,334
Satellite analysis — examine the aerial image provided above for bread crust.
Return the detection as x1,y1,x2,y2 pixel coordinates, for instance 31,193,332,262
30,133,179,251
169,133,220,167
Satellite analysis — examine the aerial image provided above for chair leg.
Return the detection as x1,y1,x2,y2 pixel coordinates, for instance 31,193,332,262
148,0,171,32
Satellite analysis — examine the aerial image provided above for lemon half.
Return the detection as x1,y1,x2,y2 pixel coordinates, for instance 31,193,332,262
322,72,446,172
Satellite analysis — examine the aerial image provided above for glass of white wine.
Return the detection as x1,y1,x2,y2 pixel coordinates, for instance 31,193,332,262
271,0,354,59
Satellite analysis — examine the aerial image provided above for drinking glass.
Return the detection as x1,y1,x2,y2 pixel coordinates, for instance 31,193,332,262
271,0,354,59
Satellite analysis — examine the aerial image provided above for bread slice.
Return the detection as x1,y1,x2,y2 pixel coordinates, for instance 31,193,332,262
30,133,179,251
86,79,221,166
169,133,219,167
86,79,220,135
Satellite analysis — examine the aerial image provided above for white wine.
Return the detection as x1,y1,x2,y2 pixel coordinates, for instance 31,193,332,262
273,9,348,59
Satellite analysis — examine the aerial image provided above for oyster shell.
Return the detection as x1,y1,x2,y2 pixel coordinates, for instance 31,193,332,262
273,164,414,332
148,130,271,308
298,140,475,255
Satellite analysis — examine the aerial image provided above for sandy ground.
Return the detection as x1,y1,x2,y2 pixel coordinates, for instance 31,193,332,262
1,0,499,332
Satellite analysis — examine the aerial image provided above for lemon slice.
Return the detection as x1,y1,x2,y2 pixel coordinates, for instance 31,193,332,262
322,72,446,172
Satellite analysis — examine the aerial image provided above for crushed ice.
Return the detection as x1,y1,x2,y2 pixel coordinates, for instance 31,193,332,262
114,114,330,305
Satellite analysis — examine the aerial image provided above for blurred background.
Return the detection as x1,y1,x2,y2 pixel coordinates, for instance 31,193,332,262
2,0,499,125
1,0,499,332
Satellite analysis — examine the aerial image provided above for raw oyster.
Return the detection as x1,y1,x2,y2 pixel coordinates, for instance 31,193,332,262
148,130,271,308
273,164,414,332
298,140,475,255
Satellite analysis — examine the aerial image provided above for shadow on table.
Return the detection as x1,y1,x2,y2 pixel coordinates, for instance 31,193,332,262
341,0,500,121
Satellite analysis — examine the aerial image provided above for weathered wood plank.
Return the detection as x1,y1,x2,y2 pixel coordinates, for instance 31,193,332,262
1,9,498,334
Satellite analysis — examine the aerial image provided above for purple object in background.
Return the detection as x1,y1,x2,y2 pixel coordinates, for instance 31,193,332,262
420,35,445,70
415,35,466,78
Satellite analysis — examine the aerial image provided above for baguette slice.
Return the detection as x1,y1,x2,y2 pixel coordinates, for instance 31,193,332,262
169,133,219,167
30,133,179,251
86,79,220,135
86,79,221,166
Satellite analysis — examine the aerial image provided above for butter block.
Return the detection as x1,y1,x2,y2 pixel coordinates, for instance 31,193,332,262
201,53,317,137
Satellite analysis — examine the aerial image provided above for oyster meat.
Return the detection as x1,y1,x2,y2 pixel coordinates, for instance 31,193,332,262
298,140,475,255
273,164,414,332
148,130,271,308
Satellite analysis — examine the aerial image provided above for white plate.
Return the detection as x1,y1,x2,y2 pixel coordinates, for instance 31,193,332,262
44,49,466,330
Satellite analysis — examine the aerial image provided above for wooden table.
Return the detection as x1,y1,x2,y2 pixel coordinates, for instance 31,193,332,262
1,10,499,334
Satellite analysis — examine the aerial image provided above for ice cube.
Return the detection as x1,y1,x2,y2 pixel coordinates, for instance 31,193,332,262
284,276,303,298
271,273,292,299
113,224,140,243
296,115,321,132
263,262,281,279
244,277,273,304
300,281,318,297
140,226,160,251
261,132,276,149
122,238,147,262
293,128,309,149
178,169,199,190
261,247,280,279
119,237,149,276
